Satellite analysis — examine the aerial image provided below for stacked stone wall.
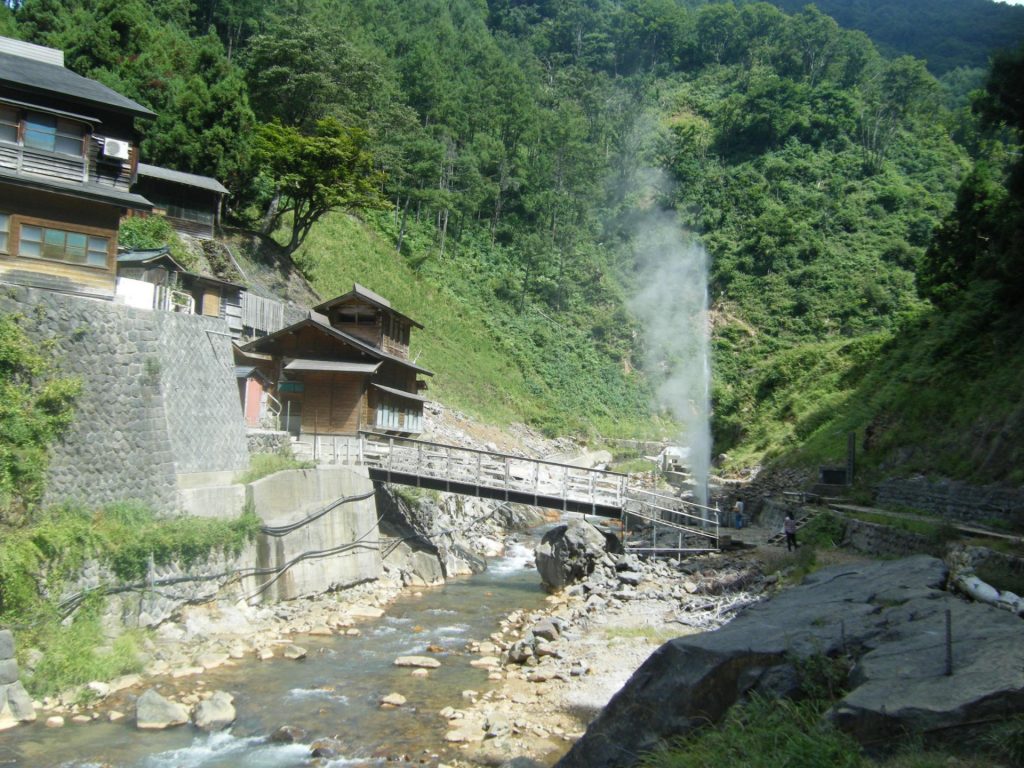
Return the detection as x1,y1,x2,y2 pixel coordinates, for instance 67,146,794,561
0,285,249,513
875,477,1024,527
246,429,293,456
841,518,935,558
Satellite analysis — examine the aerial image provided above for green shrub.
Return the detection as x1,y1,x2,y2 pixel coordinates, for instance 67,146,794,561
118,216,197,270
235,452,314,484
638,695,863,768
21,593,144,697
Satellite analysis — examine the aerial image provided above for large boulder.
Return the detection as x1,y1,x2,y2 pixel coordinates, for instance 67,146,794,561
535,521,610,591
136,689,190,730
556,556,1024,768
194,690,236,731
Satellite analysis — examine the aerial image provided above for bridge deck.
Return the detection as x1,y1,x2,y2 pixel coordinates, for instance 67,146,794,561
358,432,720,552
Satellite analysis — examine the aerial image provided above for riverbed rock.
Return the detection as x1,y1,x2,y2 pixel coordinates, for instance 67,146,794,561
310,738,346,758
556,555,1024,768
136,689,190,730
0,680,36,729
194,691,236,731
394,655,442,669
283,645,307,660
535,521,610,591
270,725,308,743
380,692,407,707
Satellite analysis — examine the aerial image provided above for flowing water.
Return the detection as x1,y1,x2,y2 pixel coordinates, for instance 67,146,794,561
3,541,550,768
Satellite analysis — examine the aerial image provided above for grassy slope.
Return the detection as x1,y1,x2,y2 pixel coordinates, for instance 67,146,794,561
286,210,664,439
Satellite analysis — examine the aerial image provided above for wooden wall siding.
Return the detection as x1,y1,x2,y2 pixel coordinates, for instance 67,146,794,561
300,372,364,435
3,144,87,184
87,137,133,191
335,318,380,347
376,361,418,392
274,324,373,362
222,292,243,335
241,292,285,336
165,214,214,239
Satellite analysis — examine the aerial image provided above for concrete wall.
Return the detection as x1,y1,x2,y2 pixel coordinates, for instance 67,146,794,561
248,466,382,601
875,477,1024,528
0,284,249,513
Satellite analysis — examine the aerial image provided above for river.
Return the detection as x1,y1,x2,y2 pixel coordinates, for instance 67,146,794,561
3,541,552,768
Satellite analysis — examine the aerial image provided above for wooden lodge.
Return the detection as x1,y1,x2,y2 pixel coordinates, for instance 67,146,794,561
0,37,154,300
133,163,228,240
238,284,431,441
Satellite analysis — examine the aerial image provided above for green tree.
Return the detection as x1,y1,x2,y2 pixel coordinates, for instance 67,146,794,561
255,119,387,256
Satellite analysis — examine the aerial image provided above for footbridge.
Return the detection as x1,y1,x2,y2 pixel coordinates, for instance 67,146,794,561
354,432,720,552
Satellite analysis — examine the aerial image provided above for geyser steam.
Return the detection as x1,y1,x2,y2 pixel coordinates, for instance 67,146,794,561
630,208,712,507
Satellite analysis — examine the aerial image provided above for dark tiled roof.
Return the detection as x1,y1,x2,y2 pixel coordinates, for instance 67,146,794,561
137,163,229,195
0,51,154,118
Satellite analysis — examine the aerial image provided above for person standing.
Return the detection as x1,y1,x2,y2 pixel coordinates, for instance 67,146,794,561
733,499,745,529
784,513,798,551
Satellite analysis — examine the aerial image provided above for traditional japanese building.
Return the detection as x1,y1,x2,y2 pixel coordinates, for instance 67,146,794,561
0,36,153,299
133,163,228,239
239,284,431,443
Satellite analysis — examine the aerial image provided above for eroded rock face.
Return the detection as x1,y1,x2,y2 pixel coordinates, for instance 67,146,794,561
556,556,1024,768
535,521,611,591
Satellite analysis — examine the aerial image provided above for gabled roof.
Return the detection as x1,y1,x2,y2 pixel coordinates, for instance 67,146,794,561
313,283,423,329
117,246,187,273
0,50,155,119
240,312,433,377
137,163,229,195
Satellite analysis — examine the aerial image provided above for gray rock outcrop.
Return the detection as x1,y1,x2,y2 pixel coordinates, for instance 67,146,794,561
535,521,611,591
557,556,1024,768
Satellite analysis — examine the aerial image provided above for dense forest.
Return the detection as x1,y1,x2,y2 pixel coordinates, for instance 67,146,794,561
1,0,1022,490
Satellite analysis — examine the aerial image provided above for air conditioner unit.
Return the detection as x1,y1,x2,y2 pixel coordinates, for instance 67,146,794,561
102,138,131,161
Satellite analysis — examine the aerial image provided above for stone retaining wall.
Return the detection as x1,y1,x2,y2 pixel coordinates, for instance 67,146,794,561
0,285,249,514
875,477,1024,527
246,430,293,456
841,518,934,558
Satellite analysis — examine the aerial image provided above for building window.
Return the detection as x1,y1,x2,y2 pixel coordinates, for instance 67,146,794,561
22,112,84,156
0,213,8,253
18,223,108,267
0,107,17,144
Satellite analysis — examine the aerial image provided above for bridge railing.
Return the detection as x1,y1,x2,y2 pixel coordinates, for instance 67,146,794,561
359,431,628,509
623,487,720,551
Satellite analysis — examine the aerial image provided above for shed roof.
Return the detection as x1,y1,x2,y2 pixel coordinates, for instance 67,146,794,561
137,163,229,195
284,359,381,374
0,49,155,119
314,282,423,329
372,383,428,403
117,247,187,273
0,168,152,210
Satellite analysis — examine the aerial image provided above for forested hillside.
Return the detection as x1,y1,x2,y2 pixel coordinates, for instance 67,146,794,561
2,0,1021,486
767,0,1024,75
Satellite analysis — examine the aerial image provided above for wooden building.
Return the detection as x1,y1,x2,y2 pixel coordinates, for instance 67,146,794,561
114,246,244,335
0,37,154,299
239,284,431,440
133,163,228,239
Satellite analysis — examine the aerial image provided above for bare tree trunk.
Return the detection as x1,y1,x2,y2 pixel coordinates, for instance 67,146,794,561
396,197,410,254
261,187,281,235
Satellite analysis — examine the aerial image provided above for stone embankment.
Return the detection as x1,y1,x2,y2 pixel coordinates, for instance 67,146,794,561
555,554,1024,768
441,538,768,766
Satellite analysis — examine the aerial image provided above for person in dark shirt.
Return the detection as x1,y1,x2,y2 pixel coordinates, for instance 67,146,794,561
784,513,798,551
